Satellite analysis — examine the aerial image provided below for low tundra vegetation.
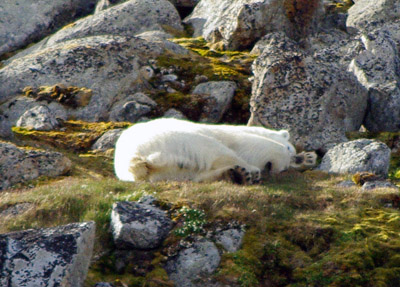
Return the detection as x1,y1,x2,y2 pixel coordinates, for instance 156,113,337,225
1,148,400,286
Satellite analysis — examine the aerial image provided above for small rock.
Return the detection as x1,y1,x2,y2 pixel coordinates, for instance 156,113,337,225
194,75,208,84
111,201,172,249
91,129,123,151
215,228,245,253
109,93,157,123
163,108,186,119
16,105,61,131
140,65,155,80
161,74,179,82
192,81,237,123
0,222,95,287
319,139,391,177
336,180,357,188
0,203,34,217
165,239,221,287
362,181,399,191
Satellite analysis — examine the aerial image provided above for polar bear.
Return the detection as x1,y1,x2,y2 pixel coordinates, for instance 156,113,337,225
114,118,292,184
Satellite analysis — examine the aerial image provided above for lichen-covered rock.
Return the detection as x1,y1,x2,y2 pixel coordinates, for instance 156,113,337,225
12,0,182,58
91,129,123,151
0,221,95,287
165,239,221,287
109,93,157,123
346,0,400,33
249,32,368,151
111,201,172,249
16,105,61,131
0,0,96,57
192,81,237,123
184,0,324,50
0,35,184,133
319,139,391,177
0,141,71,190
0,97,67,138
184,0,289,50
214,227,245,253
348,23,400,131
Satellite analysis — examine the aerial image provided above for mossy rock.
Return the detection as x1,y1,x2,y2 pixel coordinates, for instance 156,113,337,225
153,39,255,123
12,120,131,152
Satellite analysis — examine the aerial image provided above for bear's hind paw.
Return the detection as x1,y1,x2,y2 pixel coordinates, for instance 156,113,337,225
228,165,260,185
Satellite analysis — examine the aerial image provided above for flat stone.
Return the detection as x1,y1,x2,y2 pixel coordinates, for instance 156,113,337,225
0,221,95,287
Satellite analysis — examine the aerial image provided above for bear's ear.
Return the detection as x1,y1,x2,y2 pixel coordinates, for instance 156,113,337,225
279,130,290,140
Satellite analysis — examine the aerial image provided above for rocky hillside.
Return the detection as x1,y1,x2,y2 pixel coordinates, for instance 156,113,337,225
1,0,400,286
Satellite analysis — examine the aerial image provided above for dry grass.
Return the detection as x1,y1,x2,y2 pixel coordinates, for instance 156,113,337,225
1,150,400,286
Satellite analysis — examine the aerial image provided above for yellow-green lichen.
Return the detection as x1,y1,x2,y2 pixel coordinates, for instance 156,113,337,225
12,120,131,152
154,43,254,123
326,0,355,13
23,84,93,108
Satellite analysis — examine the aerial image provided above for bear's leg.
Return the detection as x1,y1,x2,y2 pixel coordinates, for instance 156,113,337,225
129,157,151,181
194,156,260,184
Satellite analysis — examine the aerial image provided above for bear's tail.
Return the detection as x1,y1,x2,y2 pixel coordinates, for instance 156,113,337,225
128,157,152,181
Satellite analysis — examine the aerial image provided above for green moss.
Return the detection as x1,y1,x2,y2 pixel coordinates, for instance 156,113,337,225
154,46,254,123
145,267,173,287
217,229,264,286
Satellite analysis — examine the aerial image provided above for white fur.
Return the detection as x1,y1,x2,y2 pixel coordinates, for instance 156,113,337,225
114,118,292,183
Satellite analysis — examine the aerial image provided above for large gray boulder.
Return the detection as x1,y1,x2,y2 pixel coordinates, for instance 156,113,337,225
319,139,391,177
0,141,71,191
184,0,291,50
349,26,400,132
249,32,368,151
9,0,182,60
192,81,237,123
184,0,325,50
111,201,172,249
165,239,221,287
346,0,400,132
0,221,95,287
95,0,199,12
44,0,182,49
0,34,186,137
346,0,400,33
0,0,96,58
